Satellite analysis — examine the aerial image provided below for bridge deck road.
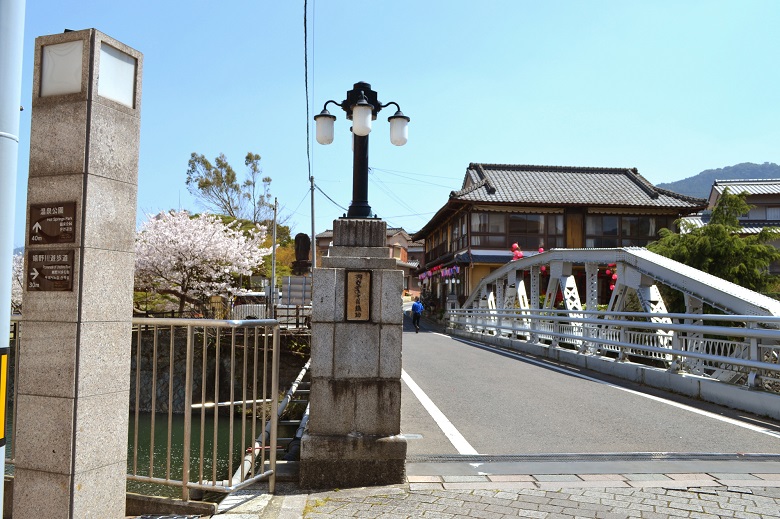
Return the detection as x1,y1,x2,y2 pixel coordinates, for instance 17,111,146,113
399,314,780,459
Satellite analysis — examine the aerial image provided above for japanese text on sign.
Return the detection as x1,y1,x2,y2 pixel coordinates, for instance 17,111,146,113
345,270,371,322
27,249,74,291
28,202,76,244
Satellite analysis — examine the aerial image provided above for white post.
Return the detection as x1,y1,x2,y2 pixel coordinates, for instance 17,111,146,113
271,198,277,316
0,0,26,511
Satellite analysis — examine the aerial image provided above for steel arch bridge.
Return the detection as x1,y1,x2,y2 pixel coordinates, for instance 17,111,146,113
449,247,780,398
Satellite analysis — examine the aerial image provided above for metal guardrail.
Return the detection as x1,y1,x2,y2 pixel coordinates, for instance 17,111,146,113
448,308,780,390
230,359,310,486
7,316,282,500
274,305,312,329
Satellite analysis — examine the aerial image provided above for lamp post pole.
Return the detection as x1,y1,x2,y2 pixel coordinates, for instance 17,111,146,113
350,132,370,218
304,81,410,489
314,81,409,219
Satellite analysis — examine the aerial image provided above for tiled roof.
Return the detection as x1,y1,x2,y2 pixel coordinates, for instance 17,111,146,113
397,259,419,269
316,226,412,239
680,214,780,235
712,179,780,197
451,164,707,208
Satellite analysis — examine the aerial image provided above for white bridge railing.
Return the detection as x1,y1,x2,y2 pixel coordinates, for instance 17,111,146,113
448,308,780,391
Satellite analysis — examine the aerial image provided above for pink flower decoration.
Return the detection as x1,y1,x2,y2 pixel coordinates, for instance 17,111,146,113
609,284,615,291
611,274,618,280
538,247,544,253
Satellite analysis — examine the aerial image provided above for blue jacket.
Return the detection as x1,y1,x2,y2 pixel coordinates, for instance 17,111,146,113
411,301,424,314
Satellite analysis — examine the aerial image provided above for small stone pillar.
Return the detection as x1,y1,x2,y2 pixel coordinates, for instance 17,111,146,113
14,30,142,518
300,219,406,488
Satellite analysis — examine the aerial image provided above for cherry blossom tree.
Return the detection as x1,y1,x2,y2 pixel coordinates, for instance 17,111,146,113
135,211,270,315
11,252,24,314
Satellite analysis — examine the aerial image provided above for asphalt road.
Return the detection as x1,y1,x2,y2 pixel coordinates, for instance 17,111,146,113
399,313,780,458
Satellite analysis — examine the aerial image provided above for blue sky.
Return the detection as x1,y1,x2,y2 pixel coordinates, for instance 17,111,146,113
11,0,780,247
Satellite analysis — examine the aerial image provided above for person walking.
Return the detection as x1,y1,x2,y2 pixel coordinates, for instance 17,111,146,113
411,297,424,333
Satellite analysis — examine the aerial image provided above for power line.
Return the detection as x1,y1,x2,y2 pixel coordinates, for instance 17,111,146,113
315,183,348,212
369,169,418,216
370,166,460,181
380,211,437,219
289,187,311,216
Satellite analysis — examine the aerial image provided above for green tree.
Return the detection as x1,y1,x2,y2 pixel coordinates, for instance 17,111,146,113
648,189,780,304
186,152,299,288
215,214,296,288
186,152,273,224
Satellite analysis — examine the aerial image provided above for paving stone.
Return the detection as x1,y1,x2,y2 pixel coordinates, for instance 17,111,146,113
212,472,780,518
539,481,631,489
753,473,780,481
622,473,673,481
579,474,627,482
533,474,583,482
669,501,705,512
710,474,763,481
594,512,632,519
409,475,443,483
442,475,491,483
560,506,598,517
667,473,717,481
411,483,445,491
688,513,722,519
651,506,691,517
487,474,536,482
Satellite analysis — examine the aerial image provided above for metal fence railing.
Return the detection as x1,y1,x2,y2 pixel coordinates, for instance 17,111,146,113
6,316,281,500
448,308,780,391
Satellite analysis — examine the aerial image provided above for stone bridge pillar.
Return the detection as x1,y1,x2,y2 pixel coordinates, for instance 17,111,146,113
300,218,406,488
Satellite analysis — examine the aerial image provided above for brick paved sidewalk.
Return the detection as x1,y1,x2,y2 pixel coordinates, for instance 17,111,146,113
215,480,780,518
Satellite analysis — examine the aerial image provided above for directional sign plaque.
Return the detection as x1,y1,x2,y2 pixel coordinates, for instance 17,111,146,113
28,202,76,244
27,250,74,291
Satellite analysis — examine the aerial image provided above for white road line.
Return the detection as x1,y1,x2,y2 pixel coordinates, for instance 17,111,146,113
401,369,479,455
456,337,780,441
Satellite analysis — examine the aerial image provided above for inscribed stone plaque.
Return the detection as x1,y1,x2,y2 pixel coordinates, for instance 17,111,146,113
28,202,76,244
26,249,74,291
345,270,371,321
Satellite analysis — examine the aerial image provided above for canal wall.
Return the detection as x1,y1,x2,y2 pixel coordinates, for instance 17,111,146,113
129,328,308,414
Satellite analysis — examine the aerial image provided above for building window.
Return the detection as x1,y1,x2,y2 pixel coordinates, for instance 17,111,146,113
586,215,673,247
508,214,564,250
471,212,506,248
450,214,467,251
767,207,780,221
426,227,448,263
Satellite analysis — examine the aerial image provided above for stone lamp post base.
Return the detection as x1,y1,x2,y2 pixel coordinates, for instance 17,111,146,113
299,219,407,489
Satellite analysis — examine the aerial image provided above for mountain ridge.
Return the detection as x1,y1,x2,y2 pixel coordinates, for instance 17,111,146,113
656,162,780,199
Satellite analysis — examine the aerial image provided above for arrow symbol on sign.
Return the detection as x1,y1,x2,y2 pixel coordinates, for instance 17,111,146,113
30,268,39,280
32,222,42,233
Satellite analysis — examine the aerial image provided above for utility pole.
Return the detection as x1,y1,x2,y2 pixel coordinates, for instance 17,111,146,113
0,0,26,511
310,175,316,269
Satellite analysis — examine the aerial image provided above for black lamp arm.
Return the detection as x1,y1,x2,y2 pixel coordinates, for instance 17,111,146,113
379,101,401,113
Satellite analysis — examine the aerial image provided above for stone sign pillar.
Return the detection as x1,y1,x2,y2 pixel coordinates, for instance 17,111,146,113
14,30,142,518
300,218,406,488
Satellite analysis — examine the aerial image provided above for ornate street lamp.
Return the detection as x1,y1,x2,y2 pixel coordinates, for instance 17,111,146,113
314,81,409,218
